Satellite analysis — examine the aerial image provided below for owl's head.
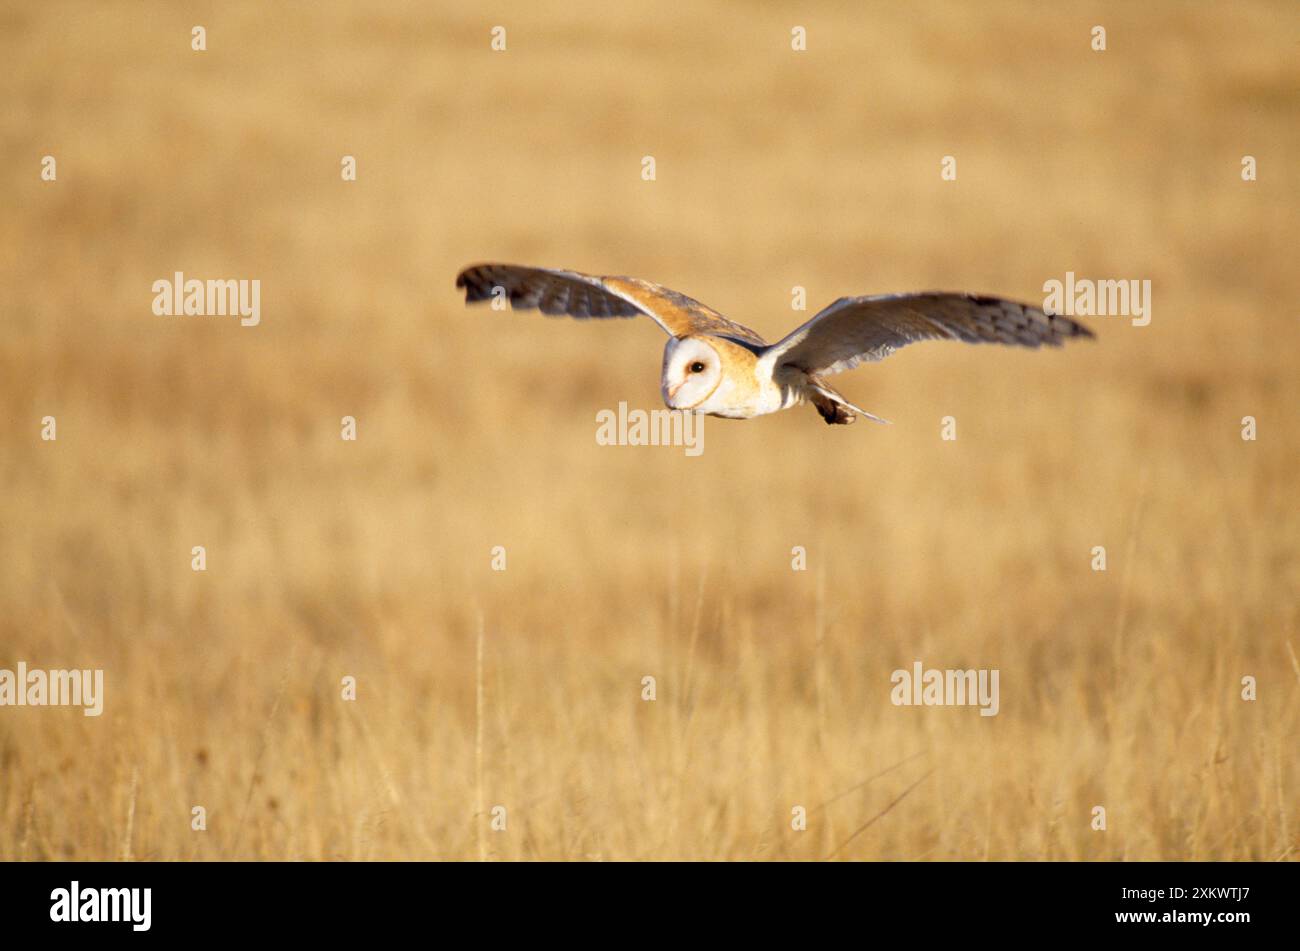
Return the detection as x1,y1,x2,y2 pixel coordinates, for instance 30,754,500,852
662,337,722,410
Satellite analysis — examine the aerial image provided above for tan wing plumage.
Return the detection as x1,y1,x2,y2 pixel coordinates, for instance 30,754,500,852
456,264,766,347
767,293,1094,376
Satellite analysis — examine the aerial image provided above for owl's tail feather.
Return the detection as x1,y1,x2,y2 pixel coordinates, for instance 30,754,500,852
808,381,890,427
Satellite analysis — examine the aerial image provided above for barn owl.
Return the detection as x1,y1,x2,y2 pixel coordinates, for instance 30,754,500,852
456,264,1094,425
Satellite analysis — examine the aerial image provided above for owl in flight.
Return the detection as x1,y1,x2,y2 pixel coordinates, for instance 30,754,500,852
456,264,1094,425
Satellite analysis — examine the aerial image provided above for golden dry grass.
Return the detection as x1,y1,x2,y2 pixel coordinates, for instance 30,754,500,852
1,0,1297,860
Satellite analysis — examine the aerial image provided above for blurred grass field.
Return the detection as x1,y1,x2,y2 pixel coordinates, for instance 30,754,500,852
1,0,1297,860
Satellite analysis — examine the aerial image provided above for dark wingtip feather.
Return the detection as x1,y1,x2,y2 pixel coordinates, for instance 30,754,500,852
1049,311,1097,341
456,265,497,304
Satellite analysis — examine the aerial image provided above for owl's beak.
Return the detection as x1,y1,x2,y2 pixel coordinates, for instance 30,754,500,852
665,380,685,405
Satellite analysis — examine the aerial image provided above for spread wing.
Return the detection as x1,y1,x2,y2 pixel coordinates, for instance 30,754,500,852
767,292,1094,376
456,264,766,347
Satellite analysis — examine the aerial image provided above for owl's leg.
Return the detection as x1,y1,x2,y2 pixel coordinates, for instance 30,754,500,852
812,394,855,424
808,380,889,426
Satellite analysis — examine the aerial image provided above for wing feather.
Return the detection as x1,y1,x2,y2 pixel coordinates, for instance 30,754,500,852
768,292,1093,375
456,264,766,346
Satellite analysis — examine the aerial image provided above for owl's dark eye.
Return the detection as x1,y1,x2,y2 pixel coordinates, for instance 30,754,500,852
689,361,706,373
